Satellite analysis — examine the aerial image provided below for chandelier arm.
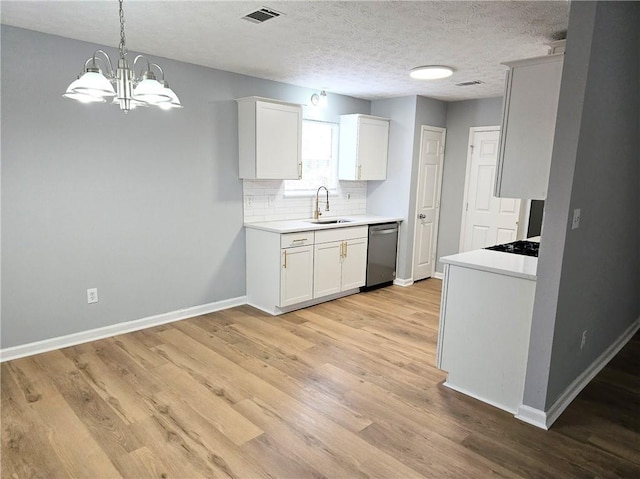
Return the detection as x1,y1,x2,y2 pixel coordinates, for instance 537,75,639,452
150,63,165,81
132,54,151,80
90,49,115,78
83,55,109,76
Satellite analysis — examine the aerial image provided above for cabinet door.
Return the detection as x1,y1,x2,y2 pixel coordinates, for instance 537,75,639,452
313,241,342,298
357,117,389,180
256,101,302,179
496,56,563,199
341,237,368,290
280,245,313,307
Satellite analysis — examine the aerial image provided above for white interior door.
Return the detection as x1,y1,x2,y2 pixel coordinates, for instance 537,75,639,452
412,126,446,281
460,128,521,252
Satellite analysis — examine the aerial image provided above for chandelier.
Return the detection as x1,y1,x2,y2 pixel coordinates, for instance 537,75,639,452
63,0,182,112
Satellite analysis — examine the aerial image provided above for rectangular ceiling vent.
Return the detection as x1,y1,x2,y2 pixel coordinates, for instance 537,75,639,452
455,80,484,87
242,7,283,24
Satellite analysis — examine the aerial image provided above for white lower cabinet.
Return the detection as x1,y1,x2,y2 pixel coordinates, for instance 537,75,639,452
314,226,368,297
314,238,367,296
280,244,313,307
341,238,368,289
246,225,368,315
313,241,343,297
437,262,536,414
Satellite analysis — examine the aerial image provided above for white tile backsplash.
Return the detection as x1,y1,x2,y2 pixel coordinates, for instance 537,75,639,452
243,180,367,223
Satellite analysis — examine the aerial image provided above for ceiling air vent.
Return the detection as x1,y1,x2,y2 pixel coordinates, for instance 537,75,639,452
455,80,484,87
242,7,283,24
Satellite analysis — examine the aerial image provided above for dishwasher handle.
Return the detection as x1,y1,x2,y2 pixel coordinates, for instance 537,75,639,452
370,228,397,235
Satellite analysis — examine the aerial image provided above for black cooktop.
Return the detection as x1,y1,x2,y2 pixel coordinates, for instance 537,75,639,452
485,240,539,257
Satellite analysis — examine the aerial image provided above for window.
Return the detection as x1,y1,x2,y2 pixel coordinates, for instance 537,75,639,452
284,120,338,194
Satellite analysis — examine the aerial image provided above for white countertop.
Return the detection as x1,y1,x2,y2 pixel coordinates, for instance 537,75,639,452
441,249,537,281
244,215,403,233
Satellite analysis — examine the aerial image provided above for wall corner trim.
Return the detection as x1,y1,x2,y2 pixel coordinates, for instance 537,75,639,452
515,405,549,430
393,278,414,287
0,295,248,363
516,316,640,430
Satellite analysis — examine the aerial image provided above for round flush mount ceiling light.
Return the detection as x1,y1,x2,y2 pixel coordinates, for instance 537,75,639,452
409,65,454,80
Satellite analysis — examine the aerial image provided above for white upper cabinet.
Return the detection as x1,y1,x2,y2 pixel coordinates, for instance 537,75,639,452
237,97,302,179
495,54,564,200
338,114,390,181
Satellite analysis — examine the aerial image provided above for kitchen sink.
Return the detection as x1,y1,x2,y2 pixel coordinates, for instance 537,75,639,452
306,218,352,224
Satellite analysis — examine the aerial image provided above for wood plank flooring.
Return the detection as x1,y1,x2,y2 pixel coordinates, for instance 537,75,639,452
2,279,639,478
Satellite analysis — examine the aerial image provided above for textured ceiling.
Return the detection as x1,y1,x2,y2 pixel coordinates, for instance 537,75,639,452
0,1,570,101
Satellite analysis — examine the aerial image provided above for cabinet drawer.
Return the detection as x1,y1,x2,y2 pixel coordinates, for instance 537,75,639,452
315,225,368,244
281,232,314,248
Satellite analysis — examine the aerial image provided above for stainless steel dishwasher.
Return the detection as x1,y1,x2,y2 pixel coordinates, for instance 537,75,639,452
364,222,399,288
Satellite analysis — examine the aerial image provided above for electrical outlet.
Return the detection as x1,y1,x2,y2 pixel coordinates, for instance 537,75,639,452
571,208,581,230
87,288,98,304
245,196,253,209
267,195,276,207
580,329,587,350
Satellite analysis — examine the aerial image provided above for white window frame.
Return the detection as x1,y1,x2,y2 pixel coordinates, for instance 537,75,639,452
284,120,339,196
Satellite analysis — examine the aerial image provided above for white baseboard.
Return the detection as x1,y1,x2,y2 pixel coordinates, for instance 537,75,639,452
434,272,444,280
515,405,549,430
516,315,640,429
0,295,247,363
393,278,414,287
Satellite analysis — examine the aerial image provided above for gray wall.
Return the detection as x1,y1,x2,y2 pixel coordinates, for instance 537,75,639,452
367,96,418,280
523,1,640,410
367,95,447,281
1,26,369,349
435,97,503,273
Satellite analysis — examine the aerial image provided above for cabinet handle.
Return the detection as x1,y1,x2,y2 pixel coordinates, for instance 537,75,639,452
292,238,308,243
357,165,362,180
282,250,287,269
298,162,303,179
344,241,348,258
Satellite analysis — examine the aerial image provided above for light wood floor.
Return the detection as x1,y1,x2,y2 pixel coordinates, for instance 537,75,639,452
2,279,639,478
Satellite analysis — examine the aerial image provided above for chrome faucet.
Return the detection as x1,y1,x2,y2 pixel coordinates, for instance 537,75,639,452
314,186,330,219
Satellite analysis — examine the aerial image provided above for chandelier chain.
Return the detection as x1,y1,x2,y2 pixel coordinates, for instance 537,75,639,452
119,0,127,58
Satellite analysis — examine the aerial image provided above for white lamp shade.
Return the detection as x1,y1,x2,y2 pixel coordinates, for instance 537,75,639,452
133,78,172,104
69,71,116,97
63,90,107,103
158,86,182,109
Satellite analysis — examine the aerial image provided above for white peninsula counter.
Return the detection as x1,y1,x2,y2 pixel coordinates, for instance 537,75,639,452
436,248,538,414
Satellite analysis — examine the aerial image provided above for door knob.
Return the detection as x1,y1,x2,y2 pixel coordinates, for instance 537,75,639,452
418,214,426,219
